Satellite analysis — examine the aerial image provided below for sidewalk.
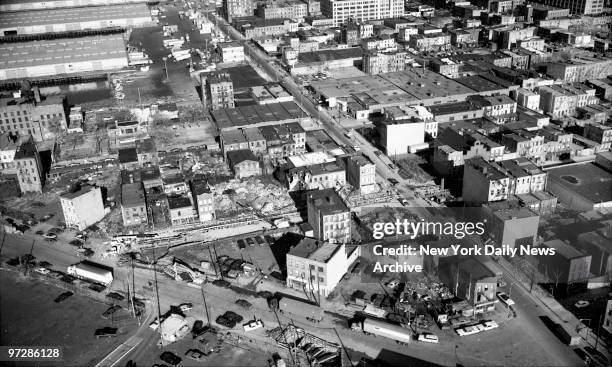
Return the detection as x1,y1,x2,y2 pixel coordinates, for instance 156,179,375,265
489,256,609,353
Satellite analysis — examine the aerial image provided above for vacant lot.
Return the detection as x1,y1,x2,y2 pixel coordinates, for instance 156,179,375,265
0,270,138,366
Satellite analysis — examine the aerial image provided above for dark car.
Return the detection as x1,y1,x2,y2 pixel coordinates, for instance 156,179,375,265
191,320,205,338
254,236,265,246
235,299,252,309
102,305,122,318
35,230,45,235
215,315,236,328
245,237,255,247
69,239,84,246
212,279,231,288
264,235,275,244
388,178,399,186
106,292,125,301
94,327,118,338
54,291,73,303
185,349,206,361
224,311,243,323
160,351,182,367
237,239,246,249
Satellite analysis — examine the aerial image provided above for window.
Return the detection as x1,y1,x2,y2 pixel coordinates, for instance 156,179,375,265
310,264,315,270
318,266,323,272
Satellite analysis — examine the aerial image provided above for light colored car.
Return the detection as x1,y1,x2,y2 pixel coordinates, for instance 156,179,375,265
456,325,481,336
179,303,193,312
386,279,400,289
417,333,439,343
574,300,590,308
243,319,264,332
34,267,50,275
480,320,499,331
496,292,515,306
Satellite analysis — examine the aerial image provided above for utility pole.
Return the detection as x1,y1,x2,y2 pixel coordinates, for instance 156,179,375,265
152,247,163,337
200,287,211,326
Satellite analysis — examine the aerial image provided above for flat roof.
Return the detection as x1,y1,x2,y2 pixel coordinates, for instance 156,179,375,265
211,102,303,130
308,188,348,215
0,35,126,70
543,239,585,259
297,47,362,64
547,162,612,205
121,182,145,207
0,4,150,29
288,236,343,263
61,185,98,200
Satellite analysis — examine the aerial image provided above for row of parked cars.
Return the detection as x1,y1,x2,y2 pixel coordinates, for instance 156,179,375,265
455,320,499,336
236,234,275,249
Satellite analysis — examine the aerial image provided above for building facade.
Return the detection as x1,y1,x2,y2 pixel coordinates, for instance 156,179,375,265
320,0,404,27
0,134,43,194
60,185,105,231
286,237,361,296
307,188,351,243
120,182,148,227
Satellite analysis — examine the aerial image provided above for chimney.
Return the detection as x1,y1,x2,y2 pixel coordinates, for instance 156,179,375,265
33,86,41,103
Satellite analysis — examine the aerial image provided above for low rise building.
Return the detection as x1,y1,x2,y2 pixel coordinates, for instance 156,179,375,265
227,149,262,179
540,239,591,285
218,41,245,63
206,73,235,110
307,188,351,243
439,257,497,312
286,237,360,296
136,138,158,167
121,182,148,227
345,154,376,195
60,185,105,230
547,57,612,83
467,94,517,124
362,50,407,75
191,178,215,222
0,91,68,141
168,194,197,226
0,134,43,194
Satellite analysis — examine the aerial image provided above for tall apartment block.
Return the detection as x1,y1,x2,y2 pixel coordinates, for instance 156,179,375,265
321,0,404,27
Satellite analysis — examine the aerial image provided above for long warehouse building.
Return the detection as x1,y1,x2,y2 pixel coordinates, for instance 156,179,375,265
0,4,153,36
0,35,128,80
0,0,148,12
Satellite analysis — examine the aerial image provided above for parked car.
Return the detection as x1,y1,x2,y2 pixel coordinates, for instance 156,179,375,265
54,291,74,303
496,292,515,306
212,279,231,288
35,230,45,235
237,239,246,249
417,332,439,343
399,198,409,206
160,351,182,367
102,305,122,318
106,292,125,301
191,320,205,338
245,237,255,247
94,327,118,338
264,235,275,244
243,319,264,332
235,299,252,309
34,267,50,275
185,349,206,361
215,314,236,328
574,300,589,308
179,303,193,312
254,236,265,246
386,279,400,289
456,325,481,336
480,320,499,331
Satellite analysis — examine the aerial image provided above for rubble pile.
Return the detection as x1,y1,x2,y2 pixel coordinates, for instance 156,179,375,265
212,179,295,215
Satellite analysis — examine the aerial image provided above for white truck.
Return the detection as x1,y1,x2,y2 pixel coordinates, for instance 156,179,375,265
67,262,113,286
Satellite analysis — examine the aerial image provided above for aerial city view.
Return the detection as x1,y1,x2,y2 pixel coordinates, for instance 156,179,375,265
0,0,611,365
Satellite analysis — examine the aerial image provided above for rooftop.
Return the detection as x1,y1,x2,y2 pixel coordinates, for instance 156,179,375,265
227,149,258,165
121,182,145,207
60,185,98,200
0,35,127,70
308,188,348,214
297,47,362,64
543,239,585,259
118,147,138,164
167,194,192,209
547,162,612,205
0,4,150,29
211,102,303,130
288,236,343,263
